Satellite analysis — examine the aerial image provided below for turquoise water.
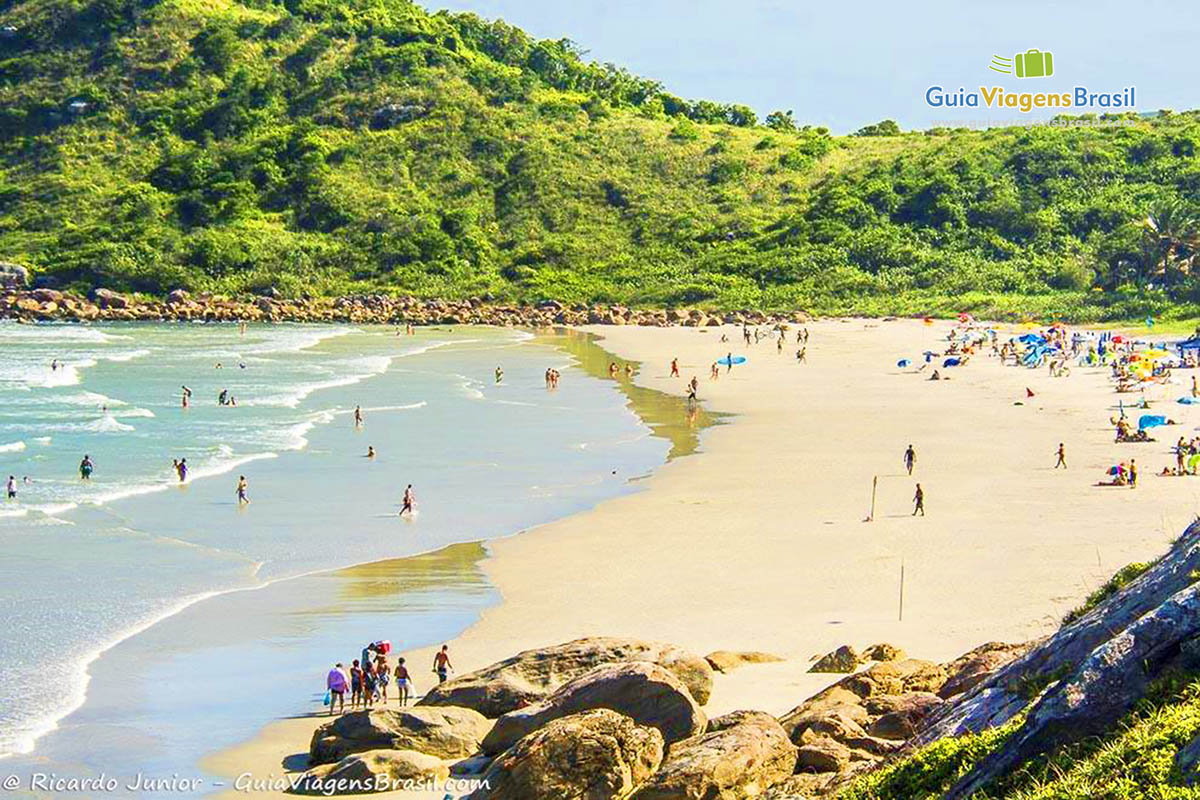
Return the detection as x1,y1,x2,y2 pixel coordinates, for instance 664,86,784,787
0,322,669,770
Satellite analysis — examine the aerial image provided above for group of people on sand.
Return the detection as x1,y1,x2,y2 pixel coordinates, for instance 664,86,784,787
323,644,453,715
607,362,633,379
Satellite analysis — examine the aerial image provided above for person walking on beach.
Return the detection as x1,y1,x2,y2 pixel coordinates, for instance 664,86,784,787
710,362,720,380
79,455,94,480
349,660,364,709
777,336,783,354
326,663,348,715
394,658,412,706
670,358,679,378
6,475,16,500
903,445,916,475
177,458,188,482
726,353,733,374
433,645,453,684
1054,443,1067,469
353,405,363,427
912,484,925,516
1129,459,1138,489
400,484,415,516
236,475,249,505
797,347,807,363
1193,375,1198,399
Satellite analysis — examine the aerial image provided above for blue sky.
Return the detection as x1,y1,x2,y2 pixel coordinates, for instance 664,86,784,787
430,0,1199,133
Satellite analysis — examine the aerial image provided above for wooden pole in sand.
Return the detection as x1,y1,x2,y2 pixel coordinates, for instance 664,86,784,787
868,475,878,521
899,560,905,622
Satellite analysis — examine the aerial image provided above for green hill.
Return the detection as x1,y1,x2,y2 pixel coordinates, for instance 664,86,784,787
2,0,1200,320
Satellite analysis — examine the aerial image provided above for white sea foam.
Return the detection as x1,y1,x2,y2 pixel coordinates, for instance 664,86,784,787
0,441,26,453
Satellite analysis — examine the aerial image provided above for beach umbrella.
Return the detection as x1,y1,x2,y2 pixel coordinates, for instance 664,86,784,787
1138,414,1168,430
897,359,911,368
1142,349,1169,360
1112,335,1126,344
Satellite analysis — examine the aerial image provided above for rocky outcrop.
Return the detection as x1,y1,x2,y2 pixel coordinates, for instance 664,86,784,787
944,584,1200,799
468,710,663,800
631,711,796,800
309,706,491,764
0,288,807,328
920,519,1200,748
291,749,447,795
865,692,943,740
704,650,784,673
420,637,714,718
482,662,706,756
795,736,852,773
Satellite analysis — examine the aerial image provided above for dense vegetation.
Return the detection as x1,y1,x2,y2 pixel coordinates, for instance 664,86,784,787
840,672,1200,799
2,0,1200,319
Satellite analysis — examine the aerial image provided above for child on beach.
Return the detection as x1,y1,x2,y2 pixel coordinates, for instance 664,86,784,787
394,658,412,706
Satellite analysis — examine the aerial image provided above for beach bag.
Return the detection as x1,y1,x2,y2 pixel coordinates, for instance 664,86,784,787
323,690,331,706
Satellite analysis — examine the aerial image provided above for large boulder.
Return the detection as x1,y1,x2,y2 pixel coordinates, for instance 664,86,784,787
309,706,490,764
468,710,663,800
482,662,706,756
292,749,447,795
631,711,796,800
420,638,714,717
92,288,129,309
842,659,947,698
795,736,852,774
0,262,29,288
865,692,944,740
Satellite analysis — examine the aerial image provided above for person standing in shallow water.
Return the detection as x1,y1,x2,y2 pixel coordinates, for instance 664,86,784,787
236,475,249,504
913,483,925,516
670,358,679,377
353,405,363,427
400,484,415,516
79,455,94,480
903,445,916,475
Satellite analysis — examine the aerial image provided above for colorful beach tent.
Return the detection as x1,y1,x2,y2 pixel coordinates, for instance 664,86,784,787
1177,336,1200,357
1138,414,1168,430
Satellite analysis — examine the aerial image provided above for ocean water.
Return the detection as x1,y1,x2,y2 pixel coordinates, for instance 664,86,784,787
0,321,680,773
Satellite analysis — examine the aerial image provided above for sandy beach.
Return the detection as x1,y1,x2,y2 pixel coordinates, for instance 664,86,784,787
211,318,1200,795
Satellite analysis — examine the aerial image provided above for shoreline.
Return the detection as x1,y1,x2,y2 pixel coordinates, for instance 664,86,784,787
209,317,1200,796
0,324,702,780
